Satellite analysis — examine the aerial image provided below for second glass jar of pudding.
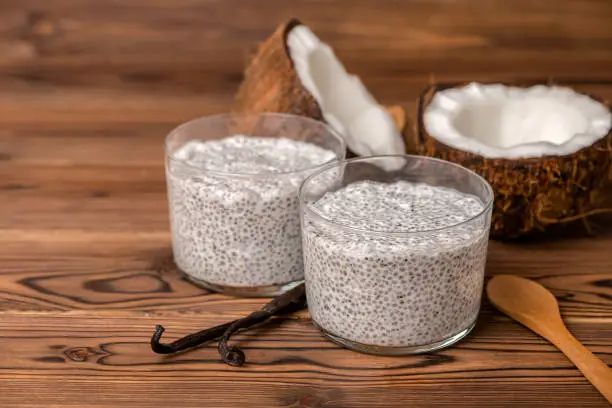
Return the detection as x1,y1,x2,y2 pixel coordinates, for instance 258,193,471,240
299,155,494,354
165,113,345,297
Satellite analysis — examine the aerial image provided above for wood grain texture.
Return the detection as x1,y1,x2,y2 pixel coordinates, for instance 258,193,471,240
0,0,611,406
0,314,611,408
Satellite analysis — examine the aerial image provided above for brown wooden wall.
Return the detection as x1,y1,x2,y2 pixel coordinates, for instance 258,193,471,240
0,0,611,127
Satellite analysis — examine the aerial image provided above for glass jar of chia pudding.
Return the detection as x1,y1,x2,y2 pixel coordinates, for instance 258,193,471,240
165,113,345,297
299,155,494,354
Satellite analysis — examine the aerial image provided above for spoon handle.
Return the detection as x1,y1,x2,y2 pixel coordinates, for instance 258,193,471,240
551,327,612,404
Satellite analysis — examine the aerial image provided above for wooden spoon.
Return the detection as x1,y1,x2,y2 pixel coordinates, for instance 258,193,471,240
486,275,612,404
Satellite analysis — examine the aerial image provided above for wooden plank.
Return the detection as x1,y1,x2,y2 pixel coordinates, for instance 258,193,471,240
0,127,169,166
0,91,232,126
0,313,610,407
0,234,610,314
0,0,611,104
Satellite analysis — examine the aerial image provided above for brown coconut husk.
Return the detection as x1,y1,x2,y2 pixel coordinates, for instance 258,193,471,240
235,18,323,121
415,80,612,239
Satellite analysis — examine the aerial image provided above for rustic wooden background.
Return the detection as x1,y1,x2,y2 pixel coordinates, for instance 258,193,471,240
0,0,611,407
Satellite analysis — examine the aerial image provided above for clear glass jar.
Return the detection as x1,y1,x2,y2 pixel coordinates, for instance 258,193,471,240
165,113,345,297
299,155,494,354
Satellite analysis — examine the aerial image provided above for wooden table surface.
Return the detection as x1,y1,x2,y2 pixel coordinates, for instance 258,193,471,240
1,0,611,407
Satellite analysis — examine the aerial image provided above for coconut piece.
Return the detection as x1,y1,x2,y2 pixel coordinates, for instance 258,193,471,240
234,19,405,158
416,81,612,239
234,19,322,121
385,104,419,154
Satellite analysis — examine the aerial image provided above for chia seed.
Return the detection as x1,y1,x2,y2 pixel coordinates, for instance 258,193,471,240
302,180,490,348
167,135,338,288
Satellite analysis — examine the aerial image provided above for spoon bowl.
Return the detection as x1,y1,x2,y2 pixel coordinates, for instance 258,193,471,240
486,274,564,338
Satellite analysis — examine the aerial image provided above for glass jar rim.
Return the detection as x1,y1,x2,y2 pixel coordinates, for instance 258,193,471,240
298,154,495,236
164,112,346,178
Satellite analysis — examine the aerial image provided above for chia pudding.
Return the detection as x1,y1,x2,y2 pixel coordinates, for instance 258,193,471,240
302,179,491,350
167,135,339,292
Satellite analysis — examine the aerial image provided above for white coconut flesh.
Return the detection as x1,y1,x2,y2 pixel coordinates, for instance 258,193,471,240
423,82,612,159
286,26,405,158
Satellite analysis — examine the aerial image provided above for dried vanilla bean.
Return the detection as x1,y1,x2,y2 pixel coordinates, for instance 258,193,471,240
151,283,307,363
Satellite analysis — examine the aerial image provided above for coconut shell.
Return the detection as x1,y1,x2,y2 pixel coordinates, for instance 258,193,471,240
234,20,408,155
234,19,323,121
415,81,612,239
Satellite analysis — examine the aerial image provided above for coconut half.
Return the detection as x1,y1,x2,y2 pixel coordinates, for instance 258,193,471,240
418,81,612,239
234,19,405,157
